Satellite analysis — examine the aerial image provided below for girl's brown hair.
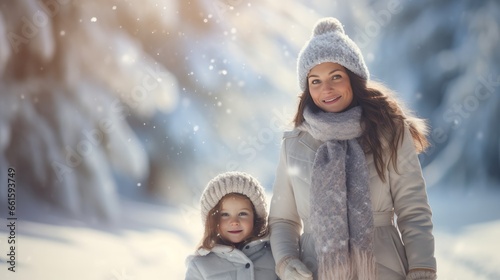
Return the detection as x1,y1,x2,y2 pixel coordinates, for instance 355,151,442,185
293,68,429,182
199,193,268,251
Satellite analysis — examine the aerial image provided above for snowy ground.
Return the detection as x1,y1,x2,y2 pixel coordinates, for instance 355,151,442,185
428,186,500,280
1,186,500,280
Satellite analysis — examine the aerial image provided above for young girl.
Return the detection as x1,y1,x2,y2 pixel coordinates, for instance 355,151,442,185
185,171,278,280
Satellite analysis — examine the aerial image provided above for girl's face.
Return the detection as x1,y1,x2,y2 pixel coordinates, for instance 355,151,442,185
307,62,354,113
218,195,255,244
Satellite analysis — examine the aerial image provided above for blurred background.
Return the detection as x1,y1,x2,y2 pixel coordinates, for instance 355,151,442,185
0,0,499,279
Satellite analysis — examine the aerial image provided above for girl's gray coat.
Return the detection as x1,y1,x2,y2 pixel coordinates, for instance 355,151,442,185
185,238,278,280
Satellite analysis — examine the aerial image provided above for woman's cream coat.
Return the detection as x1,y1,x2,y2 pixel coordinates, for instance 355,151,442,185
269,127,436,280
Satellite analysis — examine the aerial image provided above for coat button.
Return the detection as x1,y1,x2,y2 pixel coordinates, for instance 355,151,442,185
245,245,250,249
245,263,250,269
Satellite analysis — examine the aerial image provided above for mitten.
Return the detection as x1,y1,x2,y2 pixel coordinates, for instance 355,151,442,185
406,269,437,280
278,257,313,280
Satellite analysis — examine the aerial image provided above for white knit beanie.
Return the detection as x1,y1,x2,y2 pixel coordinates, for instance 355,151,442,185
200,171,268,224
297,17,369,92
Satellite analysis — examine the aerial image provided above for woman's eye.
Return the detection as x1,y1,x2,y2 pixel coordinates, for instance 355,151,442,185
332,74,342,80
220,212,229,217
310,79,320,85
239,212,248,216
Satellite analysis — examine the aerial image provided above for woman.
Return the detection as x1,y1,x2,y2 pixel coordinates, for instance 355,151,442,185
269,17,437,280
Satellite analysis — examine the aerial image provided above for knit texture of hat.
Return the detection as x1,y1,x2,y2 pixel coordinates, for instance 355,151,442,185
200,171,268,224
297,17,369,91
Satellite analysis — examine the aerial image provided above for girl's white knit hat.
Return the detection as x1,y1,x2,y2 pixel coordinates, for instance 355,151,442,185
200,171,268,223
297,17,370,91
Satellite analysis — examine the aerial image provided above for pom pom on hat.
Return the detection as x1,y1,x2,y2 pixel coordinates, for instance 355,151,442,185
297,17,369,91
313,17,345,36
200,171,268,225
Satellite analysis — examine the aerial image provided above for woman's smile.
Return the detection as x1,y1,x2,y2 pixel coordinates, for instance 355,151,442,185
322,95,341,104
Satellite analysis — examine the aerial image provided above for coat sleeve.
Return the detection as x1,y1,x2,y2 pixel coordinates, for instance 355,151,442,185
269,137,303,273
389,126,437,271
185,256,204,280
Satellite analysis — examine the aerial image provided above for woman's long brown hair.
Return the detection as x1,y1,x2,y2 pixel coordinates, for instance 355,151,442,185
199,193,269,251
293,68,429,182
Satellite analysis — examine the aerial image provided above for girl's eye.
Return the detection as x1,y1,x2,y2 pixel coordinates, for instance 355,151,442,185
220,212,229,217
310,79,320,85
239,212,248,216
332,74,342,80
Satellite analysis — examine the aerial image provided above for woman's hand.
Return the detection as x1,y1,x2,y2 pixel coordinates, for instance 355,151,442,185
281,258,313,280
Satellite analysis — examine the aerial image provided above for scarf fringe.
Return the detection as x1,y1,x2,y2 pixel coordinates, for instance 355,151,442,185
318,257,352,280
351,247,377,280
318,248,377,280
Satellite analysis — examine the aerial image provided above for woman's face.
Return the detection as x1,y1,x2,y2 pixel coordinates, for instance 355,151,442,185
307,62,354,113
218,194,255,244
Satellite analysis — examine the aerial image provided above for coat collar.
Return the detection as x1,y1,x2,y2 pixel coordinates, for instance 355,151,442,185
197,236,270,257
287,128,324,152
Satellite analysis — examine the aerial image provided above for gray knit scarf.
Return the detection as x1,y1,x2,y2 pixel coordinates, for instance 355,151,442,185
300,106,376,280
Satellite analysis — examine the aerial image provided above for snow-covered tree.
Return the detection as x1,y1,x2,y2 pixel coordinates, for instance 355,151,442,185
0,0,334,220
369,0,500,188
